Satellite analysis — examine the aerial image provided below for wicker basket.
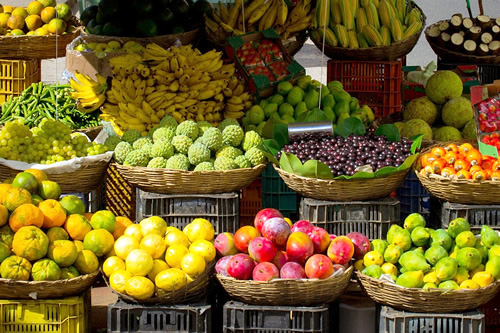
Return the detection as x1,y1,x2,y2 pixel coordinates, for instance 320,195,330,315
217,266,353,306
356,271,500,313
0,19,81,59
274,165,409,201
310,4,425,61
112,162,266,194
414,142,500,204
425,21,500,64
103,261,214,304
0,270,99,300
73,126,103,142
0,159,109,193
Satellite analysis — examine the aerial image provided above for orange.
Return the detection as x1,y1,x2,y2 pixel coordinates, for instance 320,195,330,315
125,276,155,300
90,210,116,233
139,216,167,237
39,199,66,229
59,195,85,215
124,224,143,242
147,259,169,281
0,184,12,203
0,204,8,227
125,249,153,276
31,194,43,206
31,258,61,281
2,178,13,184
48,240,77,267
165,244,189,269
54,3,71,22
73,240,84,252
10,29,24,36
180,252,205,278
64,214,92,240
3,187,32,212
38,0,57,7
183,218,214,242
27,1,44,15
114,235,139,260
47,18,66,34
11,8,28,20
83,212,93,220
60,266,80,279
34,26,49,35
7,15,24,31
46,226,69,242
140,234,166,259
40,6,55,24
0,255,31,280
24,169,48,184
109,269,132,293
155,268,187,292
0,225,14,248
164,228,190,248
74,249,98,274
0,13,10,29
12,226,49,261
2,6,14,14
83,229,114,257
103,255,125,277
9,203,43,232
39,180,61,200
112,216,133,240
189,239,216,263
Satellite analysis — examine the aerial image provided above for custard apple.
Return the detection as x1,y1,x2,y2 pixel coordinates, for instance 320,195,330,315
124,150,149,167
218,118,239,132
121,129,141,144
245,147,266,166
171,135,193,154
166,154,190,170
234,155,251,168
222,125,244,147
147,157,167,168
151,141,174,159
201,127,223,151
241,130,263,152
104,136,121,151
159,115,178,130
153,127,175,143
197,121,212,135
188,142,211,165
140,142,154,158
194,161,215,171
176,120,199,140
214,156,238,170
114,141,133,164
216,145,243,159
132,137,153,150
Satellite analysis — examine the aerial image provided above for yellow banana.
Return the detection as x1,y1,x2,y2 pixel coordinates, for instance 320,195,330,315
248,0,273,25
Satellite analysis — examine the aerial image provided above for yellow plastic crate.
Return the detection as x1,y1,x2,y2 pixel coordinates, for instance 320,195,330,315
0,59,41,104
0,292,89,333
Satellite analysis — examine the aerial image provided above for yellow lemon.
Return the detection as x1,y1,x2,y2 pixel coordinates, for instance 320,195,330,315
164,228,190,248
180,252,206,278
114,235,139,260
140,234,166,259
126,249,153,276
155,268,187,292
139,216,167,237
460,279,480,289
165,244,189,269
125,276,155,300
103,256,125,277
147,259,169,281
189,239,216,263
109,269,132,293
124,224,143,242
363,251,384,267
183,218,214,242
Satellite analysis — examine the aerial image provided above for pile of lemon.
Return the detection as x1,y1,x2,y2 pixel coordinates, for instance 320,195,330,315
0,0,76,36
103,216,216,300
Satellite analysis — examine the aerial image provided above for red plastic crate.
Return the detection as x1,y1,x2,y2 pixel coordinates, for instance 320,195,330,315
327,60,403,119
240,178,262,227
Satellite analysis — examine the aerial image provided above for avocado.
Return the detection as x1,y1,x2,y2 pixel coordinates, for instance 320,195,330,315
80,5,98,26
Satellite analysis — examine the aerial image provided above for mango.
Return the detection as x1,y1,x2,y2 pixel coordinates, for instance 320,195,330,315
447,218,470,238
333,100,350,118
471,264,485,278
327,80,343,91
371,239,388,256
435,257,458,281
411,227,430,247
423,282,438,290
455,231,476,248
331,89,351,103
423,269,440,285
424,245,448,266
304,89,319,110
363,250,383,267
322,94,335,109
399,251,430,272
460,279,480,289
391,229,412,251
481,225,499,248
362,264,383,279
430,229,453,251
383,244,403,264
404,213,426,233
387,225,403,244
472,271,494,287
489,245,500,258
381,262,398,276
396,271,424,288
474,240,488,264
439,280,459,290
485,255,500,280
453,267,469,285
354,259,365,271
456,247,482,271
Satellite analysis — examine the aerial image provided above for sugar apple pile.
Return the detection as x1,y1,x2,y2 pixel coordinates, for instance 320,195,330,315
113,117,267,171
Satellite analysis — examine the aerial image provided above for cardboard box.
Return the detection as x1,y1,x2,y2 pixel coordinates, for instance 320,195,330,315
226,29,305,98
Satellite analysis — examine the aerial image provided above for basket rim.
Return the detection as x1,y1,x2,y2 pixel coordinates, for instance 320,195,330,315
112,162,267,174
356,270,500,295
0,269,99,286
425,20,500,64
82,27,200,40
0,18,81,40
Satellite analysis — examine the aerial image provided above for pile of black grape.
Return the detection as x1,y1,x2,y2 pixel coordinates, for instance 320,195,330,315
277,128,413,177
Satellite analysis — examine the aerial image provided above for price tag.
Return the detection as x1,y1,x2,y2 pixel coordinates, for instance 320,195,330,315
478,141,499,158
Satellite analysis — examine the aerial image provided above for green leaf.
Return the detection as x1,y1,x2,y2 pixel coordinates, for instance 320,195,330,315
410,134,424,154
273,123,289,148
335,117,366,138
376,124,401,142
396,153,420,172
279,153,294,173
374,166,398,177
296,109,329,122
287,153,304,174
301,160,334,179
259,141,280,165
351,171,375,179
334,174,352,180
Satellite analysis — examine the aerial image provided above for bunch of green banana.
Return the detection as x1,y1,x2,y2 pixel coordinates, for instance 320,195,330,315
205,0,314,45
310,0,422,49
101,43,245,136
70,71,108,113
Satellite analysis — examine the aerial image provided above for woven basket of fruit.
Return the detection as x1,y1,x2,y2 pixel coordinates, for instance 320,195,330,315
356,271,500,313
112,163,266,195
217,265,353,306
426,17,500,64
310,2,425,61
414,141,500,204
0,270,100,300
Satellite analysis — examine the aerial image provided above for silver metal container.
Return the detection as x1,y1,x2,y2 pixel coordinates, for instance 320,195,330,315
287,121,333,142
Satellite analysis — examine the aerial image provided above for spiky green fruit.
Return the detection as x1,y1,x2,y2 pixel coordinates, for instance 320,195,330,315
171,135,193,155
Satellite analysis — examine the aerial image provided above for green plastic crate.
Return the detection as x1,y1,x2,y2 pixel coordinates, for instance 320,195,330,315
261,164,298,219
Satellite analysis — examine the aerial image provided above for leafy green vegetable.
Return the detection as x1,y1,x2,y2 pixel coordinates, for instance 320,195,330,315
334,117,366,138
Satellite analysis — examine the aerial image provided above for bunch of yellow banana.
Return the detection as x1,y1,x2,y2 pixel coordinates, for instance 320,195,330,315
100,43,245,135
69,71,108,113
223,76,253,120
205,0,314,45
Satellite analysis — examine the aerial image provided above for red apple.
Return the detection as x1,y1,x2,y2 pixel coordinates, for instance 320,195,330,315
214,232,239,257
252,262,279,281
305,254,334,279
286,232,314,265
227,253,256,280
261,217,291,247
234,226,260,253
346,232,370,260
306,227,331,253
215,255,233,276
280,262,306,279
248,237,277,263
254,208,283,233
272,250,288,270
291,220,314,233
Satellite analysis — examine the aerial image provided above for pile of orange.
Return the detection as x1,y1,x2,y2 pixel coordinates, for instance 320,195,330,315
0,169,132,282
419,142,500,181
